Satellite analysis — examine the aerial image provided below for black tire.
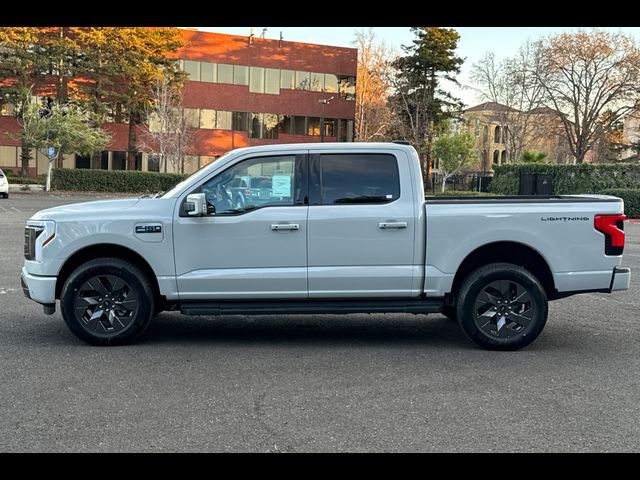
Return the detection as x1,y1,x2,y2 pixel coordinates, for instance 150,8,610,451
455,262,548,351
60,257,155,346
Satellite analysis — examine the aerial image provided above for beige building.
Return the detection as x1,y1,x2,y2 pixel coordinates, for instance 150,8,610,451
461,102,575,170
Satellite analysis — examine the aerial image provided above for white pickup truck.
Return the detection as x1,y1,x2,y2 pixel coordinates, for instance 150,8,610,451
21,142,631,350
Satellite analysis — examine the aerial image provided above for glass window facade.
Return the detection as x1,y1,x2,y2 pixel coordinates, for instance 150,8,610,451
338,76,356,100
249,66,265,93
183,60,200,81
201,62,216,83
296,71,310,90
310,73,324,92
324,74,338,93
232,111,249,131
217,63,234,84
280,70,295,90
265,68,280,95
233,65,249,86
200,109,216,129
216,110,232,130
184,108,200,129
307,117,320,136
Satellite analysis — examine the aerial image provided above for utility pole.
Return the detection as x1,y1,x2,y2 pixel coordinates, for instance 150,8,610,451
318,96,334,143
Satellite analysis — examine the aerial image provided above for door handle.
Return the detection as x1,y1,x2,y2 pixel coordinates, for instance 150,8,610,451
271,223,300,231
378,221,408,229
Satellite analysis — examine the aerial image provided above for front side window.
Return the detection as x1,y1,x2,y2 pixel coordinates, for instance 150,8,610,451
319,154,400,205
232,111,249,131
201,62,217,83
310,73,324,92
265,68,280,95
201,155,298,214
338,76,356,100
216,110,232,130
296,71,310,90
281,70,295,89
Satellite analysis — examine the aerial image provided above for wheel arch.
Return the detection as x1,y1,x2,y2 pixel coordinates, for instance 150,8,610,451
450,241,555,301
55,244,161,302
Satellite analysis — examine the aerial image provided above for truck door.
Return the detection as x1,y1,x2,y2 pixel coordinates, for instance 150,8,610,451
173,152,308,300
307,150,418,298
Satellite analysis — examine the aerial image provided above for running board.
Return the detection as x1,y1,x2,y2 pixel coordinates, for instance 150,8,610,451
180,298,444,316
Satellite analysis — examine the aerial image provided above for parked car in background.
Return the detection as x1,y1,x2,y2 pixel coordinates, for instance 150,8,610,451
0,169,9,198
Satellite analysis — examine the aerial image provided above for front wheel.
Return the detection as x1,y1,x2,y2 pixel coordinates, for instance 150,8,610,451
455,263,548,351
60,258,155,346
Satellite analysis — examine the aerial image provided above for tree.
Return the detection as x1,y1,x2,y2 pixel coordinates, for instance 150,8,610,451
138,72,194,173
520,150,549,163
353,29,394,142
77,28,185,170
532,30,640,163
389,27,464,181
470,43,547,162
433,130,477,192
18,95,110,191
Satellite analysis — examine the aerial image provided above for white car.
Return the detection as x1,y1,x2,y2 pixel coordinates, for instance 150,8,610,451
0,169,9,198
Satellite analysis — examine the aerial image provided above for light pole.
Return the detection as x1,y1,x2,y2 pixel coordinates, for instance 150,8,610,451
318,96,334,142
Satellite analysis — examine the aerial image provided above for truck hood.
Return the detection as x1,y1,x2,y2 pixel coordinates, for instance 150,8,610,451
30,197,175,222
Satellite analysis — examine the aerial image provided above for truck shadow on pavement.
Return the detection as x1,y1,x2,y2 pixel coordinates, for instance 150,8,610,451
138,313,474,349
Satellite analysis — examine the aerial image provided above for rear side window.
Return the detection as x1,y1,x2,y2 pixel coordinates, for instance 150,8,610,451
320,154,400,205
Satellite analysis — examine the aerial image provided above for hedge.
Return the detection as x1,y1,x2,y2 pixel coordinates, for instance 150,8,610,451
489,163,640,195
51,168,189,193
600,189,640,219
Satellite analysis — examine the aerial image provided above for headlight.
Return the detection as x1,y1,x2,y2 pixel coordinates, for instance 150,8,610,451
24,220,56,261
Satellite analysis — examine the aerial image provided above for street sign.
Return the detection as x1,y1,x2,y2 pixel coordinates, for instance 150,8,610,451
47,147,55,157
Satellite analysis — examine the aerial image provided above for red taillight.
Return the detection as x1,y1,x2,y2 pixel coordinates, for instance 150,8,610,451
595,214,626,248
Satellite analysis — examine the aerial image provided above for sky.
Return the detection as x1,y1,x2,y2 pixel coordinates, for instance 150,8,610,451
195,26,640,107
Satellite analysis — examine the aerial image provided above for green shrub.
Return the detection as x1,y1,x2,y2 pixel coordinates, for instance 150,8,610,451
11,175,45,185
600,189,640,219
51,168,189,193
489,163,640,195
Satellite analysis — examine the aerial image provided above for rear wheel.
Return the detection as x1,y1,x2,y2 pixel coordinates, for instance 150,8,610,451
60,258,155,346
455,262,548,351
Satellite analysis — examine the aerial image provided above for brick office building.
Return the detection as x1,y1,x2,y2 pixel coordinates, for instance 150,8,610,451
0,29,357,176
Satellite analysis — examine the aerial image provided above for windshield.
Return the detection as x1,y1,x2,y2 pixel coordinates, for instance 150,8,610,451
161,150,236,198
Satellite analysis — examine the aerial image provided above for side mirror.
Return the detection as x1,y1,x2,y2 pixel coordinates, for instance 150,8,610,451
185,193,209,216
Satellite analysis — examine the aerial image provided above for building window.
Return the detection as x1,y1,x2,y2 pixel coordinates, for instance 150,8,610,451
263,114,280,139
475,119,480,136
278,115,293,135
265,68,280,95
281,70,295,90
0,146,17,166
112,151,127,170
249,113,262,138
307,117,320,136
293,116,306,136
75,154,90,169
200,109,216,129
338,76,356,100
201,62,217,83
324,74,338,93
217,63,234,84
337,119,354,142
184,108,200,129
494,125,501,144
233,65,249,86
216,110,232,130
483,125,489,143
296,71,310,90
183,60,200,81
100,151,109,170
310,73,324,92
493,150,500,165
249,66,265,93
148,154,161,172
323,119,336,138
232,111,249,132
183,155,199,174
501,150,507,164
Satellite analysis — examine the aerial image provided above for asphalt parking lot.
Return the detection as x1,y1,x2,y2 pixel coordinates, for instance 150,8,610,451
1,192,639,452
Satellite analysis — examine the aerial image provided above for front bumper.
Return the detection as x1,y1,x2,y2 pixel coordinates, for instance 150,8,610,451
21,266,56,304
610,267,631,292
